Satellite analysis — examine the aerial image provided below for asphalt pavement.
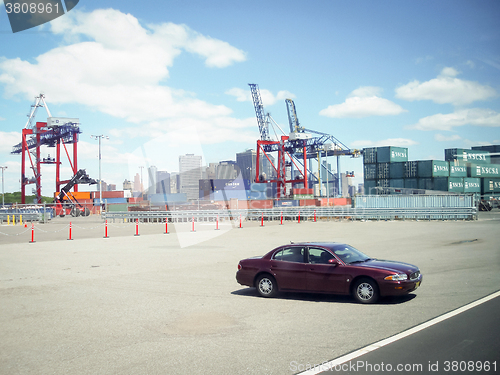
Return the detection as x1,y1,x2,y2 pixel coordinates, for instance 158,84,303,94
1,211,499,374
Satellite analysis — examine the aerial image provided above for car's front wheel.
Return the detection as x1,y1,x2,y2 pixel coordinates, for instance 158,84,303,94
256,274,277,298
353,278,379,304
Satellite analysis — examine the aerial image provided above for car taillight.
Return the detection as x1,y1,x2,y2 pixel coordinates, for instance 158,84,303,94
238,263,242,270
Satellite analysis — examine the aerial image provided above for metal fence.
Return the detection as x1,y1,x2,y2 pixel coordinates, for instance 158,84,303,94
1,194,478,224
0,205,53,223
102,204,477,223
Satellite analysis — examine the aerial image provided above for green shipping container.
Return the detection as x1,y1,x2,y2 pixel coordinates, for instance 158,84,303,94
463,178,481,193
376,146,408,163
389,179,405,188
364,164,377,180
363,147,377,164
468,164,500,178
445,148,491,164
434,177,464,193
364,180,377,195
377,179,390,188
449,163,467,177
481,178,500,194
377,163,390,179
404,161,418,178
418,178,434,190
404,178,418,189
389,162,405,179
418,160,449,178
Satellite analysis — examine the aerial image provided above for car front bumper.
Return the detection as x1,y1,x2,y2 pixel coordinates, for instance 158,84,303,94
379,275,423,297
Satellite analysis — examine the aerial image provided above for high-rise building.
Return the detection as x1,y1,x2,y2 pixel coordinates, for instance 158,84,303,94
236,149,256,181
207,163,217,179
148,165,157,195
170,172,179,194
133,173,141,193
156,170,170,194
341,173,352,197
123,179,133,193
217,160,238,179
179,154,202,200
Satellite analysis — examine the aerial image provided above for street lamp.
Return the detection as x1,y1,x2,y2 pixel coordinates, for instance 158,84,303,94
90,135,109,211
0,166,7,207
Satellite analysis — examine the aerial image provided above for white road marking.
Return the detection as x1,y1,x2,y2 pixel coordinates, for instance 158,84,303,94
298,290,500,375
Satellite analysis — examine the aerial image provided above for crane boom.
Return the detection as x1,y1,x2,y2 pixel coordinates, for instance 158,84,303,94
248,83,270,140
24,93,52,130
285,98,302,133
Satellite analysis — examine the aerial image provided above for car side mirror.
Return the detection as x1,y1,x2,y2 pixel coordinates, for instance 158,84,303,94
328,258,339,265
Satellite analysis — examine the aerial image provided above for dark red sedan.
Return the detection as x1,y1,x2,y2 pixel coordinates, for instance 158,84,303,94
236,242,422,303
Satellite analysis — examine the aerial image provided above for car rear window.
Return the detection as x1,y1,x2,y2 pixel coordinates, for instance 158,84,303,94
273,247,306,263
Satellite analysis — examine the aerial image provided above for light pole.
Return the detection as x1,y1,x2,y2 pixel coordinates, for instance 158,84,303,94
0,166,7,207
91,135,109,211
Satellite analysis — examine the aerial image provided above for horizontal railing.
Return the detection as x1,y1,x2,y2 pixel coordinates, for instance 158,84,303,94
0,212,43,222
102,206,477,222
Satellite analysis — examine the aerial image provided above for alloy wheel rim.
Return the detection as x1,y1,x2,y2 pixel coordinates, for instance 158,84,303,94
259,278,272,294
358,283,373,300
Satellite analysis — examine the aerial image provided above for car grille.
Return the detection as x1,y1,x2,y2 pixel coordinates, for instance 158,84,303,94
410,271,420,281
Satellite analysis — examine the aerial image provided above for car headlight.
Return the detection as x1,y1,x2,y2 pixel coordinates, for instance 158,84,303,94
384,273,408,281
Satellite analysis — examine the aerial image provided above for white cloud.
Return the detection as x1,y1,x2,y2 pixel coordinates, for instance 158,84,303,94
408,108,500,131
319,86,407,118
0,8,246,127
395,67,496,106
0,131,20,154
434,134,462,142
225,88,250,102
440,67,460,77
351,138,418,148
226,87,295,106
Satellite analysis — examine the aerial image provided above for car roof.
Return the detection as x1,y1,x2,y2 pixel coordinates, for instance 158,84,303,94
287,242,344,248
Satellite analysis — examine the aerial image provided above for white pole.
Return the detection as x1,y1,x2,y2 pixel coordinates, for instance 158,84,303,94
1,166,6,207
99,136,102,208
91,135,108,213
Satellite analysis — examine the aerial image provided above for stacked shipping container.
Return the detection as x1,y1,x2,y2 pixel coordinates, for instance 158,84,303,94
362,145,500,195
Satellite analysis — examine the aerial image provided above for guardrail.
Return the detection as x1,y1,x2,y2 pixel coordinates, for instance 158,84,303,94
0,212,43,223
102,205,477,222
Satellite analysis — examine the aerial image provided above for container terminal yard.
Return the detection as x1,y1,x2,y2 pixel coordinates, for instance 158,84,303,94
1,90,499,224
1,92,499,375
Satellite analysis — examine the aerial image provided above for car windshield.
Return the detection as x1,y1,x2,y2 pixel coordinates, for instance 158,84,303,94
332,244,371,264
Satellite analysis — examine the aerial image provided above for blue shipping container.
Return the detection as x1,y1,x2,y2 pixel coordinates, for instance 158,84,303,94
95,197,128,205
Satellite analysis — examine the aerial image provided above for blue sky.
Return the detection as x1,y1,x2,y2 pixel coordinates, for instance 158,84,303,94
0,0,499,195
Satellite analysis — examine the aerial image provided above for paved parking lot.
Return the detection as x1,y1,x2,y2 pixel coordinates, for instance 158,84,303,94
1,212,499,374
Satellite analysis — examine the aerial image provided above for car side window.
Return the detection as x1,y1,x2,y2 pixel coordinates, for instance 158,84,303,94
308,247,334,264
273,247,306,263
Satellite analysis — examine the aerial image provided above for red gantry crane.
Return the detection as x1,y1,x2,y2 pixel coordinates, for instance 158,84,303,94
11,94,85,204
249,84,361,198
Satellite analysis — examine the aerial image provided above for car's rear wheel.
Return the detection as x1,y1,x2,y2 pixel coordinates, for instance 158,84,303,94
353,278,379,304
256,274,277,298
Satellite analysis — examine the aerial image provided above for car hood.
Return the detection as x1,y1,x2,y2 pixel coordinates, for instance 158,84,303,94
355,259,419,274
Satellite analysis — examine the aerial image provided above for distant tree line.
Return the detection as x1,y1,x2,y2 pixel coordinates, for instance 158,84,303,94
1,192,53,204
